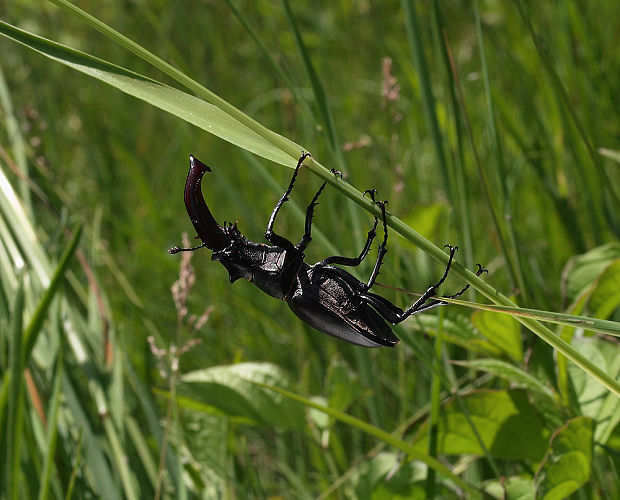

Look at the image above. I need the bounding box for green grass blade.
[512,0,620,215]
[250,381,481,498]
[6,277,25,500]
[401,0,451,198]
[438,296,620,338]
[442,30,520,293]
[425,311,443,498]
[282,0,339,156]
[23,225,82,359]
[0,62,30,207]
[474,0,527,300]
[431,0,474,268]
[224,0,316,122]
[0,226,81,459]
[598,148,620,164]
[0,20,297,168]
[37,340,64,500]
[48,0,302,160]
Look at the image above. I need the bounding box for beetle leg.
[297,181,327,251]
[297,166,351,251]
[265,152,311,250]
[392,244,459,320]
[388,262,489,317]
[320,216,378,267]
[365,198,389,290]
[373,255,488,323]
[318,184,383,265]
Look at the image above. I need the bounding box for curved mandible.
[184,155,232,251]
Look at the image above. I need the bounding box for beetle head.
[211,236,254,283]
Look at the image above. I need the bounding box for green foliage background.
[1,1,619,498]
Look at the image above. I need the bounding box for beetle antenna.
[168,242,207,254]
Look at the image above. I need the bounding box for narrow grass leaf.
[452,359,556,402]
[48,0,303,161]
[401,0,451,197]
[598,147,620,164]
[512,0,620,214]
[282,0,339,156]
[6,278,25,500]
[37,341,64,500]
[224,0,316,122]
[474,0,527,299]
[22,226,82,359]
[440,296,620,338]
[471,308,523,361]
[0,20,297,168]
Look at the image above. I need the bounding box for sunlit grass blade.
[249,380,482,498]
[0,20,296,168]
[48,0,303,161]
[6,278,25,500]
[0,63,30,207]
[598,148,620,164]
[438,296,620,337]
[0,227,81,473]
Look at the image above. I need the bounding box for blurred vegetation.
[1,0,619,498]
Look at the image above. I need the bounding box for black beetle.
[170,153,484,347]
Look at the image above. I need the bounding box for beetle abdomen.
[287,264,399,347]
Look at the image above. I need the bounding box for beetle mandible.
[170,153,484,347]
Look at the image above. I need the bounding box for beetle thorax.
[212,238,300,300]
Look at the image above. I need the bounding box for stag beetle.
[170,153,484,347]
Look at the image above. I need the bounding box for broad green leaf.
[413,389,549,461]
[483,475,535,500]
[567,338,620,443]
[588,259,620,319]
[535,417,593,500]
[180,411,229,496]
[471,308,523,361]
[401,204,448,241]
[452,359,555,401]
[399,314,503,357]
[0,20,298,168]
[179,362,305,430]
[562,243,620,303]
